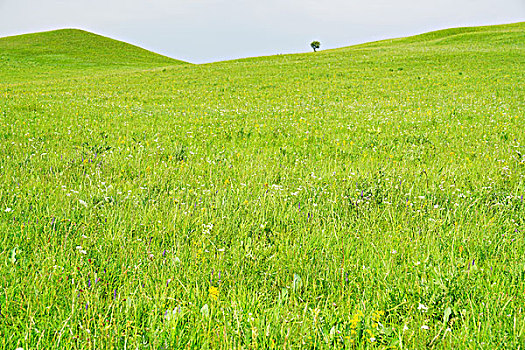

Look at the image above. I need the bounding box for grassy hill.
[338,21,525,50]
[0,29,186,83]
[0,23,524,349]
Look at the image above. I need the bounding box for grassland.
[0,29,186,83]
[0,22,524,349]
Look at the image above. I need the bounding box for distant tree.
[310,41,320,52]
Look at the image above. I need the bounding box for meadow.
[0,23,524,348]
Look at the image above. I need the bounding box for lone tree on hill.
[310,41,320,52]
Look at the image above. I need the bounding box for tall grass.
[0,22,524,348]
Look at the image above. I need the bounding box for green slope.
[0,22,524,348]
[0,29,187,83]
[203,21,524,73]
[335,21,525,51]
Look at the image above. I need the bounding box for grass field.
[0,22,524,349]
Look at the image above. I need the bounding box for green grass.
[345,22,525,49]
[0,29,187,83]
[0,22,524,349]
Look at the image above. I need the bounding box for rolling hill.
[1,22,523,83]
[0,29,187,83]
[334,21,525,51]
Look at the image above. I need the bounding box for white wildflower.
[418,303,428,311]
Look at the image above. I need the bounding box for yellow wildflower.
[209,286,219,301]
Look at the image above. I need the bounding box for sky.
[0,0,523,63]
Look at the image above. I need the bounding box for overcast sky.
[0,0,523,63]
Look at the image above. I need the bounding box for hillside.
[0,22,524,348]
[336,21,525,51]
[0,29,186,83]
